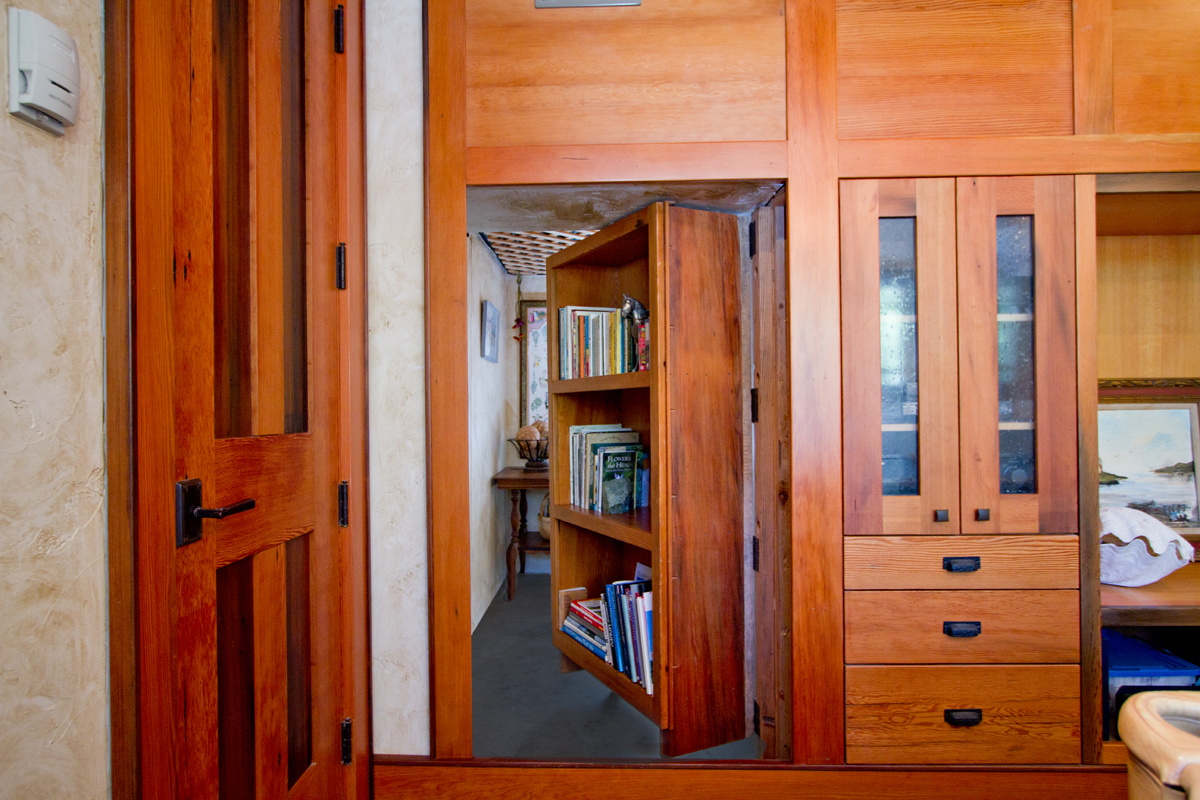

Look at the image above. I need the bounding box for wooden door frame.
[104,1,370,797]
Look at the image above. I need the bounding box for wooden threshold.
[552,505,654,552]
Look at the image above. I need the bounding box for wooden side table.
[491,466,550,600]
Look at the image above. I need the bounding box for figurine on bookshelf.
[620,295,650,373]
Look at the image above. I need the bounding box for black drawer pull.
[943,556,981,572]
[943,621,982,637]
[934,509,950,522]
[945,709,983,727]
[975,508,990,521]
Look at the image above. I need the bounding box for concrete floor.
[471,566,762,760]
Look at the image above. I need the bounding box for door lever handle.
[193,498,256,519]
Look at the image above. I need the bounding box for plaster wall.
[0,2,109,797]
[365,0,430,756]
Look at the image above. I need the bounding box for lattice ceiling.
[480,230,597,276]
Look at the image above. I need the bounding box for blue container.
[1104,630,1200,717]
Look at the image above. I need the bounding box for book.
[598,449,638,514]
[561,621,607,660]
[635,593,653,695]
[566,610,604,641]
[563,615,606,650]
[604,583,626,675]
[570,598,605,630]
[574,428,639,509]
[590,443,642,512]
[558,306,642,379]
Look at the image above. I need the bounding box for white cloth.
[1100,507,1195,587]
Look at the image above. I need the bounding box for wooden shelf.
[1101,561,1200,626]
[551,504,653,552]
[550,371,651,395]
[552,628,656,723]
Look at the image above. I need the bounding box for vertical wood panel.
[425,0,473,759]
[1033,176,1079,533]
[1076,175,1103,764]
[1113,0,1200,133]
[1074,0,1114,134]
[786,0,844,766]
[254,546,288,797]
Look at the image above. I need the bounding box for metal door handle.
[176,478,256,547]
[193,498,256,519]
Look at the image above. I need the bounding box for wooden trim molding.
[424,0,473,758]
[1099,379,1200,390]
[465,141,788,185]
[839,134,1200,178]
[105,0,137,796]
[373,761,1127,800]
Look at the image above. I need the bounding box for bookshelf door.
[842,179,961,537]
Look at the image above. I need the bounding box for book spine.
[636,594,652,696]
[605,584,626,675]
[620,590,638,683]
[561,623,606,660]
[597,599,614,665]
[569,601,603,630]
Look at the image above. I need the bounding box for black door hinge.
[748,219,757,259]
[753,700,761,736]
[336,243,347,290]
[752,536,760,572]
[750,387,759,424]
[341,718,353,764]
[338,480,349,528]
[334,5,345,54]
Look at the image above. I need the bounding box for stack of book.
[558,306,649,380]
[560,571,654,694]
[568,424,650,514]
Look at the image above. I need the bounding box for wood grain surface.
[1074,0,1114,134]
[836,0,1074,140]
[1097,193,1200,236]
[1113,0,1200,133]
[844,536,1079,590]
[844,590,1081,664]
[846,665,1081,764]
[465,0,786,147]
[1100,562,1200,625]
[1097,234,1200,379]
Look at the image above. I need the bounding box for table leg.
[507,489,520,601]
[518,489,529,574]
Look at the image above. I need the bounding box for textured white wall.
[365,0,430,756]
[0,2,108,797]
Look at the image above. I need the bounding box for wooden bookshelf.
[547,202,745,758]
[1101,561,1200,626]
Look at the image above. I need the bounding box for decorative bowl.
[508,437,550,471]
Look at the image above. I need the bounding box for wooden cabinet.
[840,176,1083,764]
[546,202,745,758]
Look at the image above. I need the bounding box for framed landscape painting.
[1098,401,1200,530]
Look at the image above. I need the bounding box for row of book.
[568,424,650,514]
[560,573,654,694]
[558,306,649,380]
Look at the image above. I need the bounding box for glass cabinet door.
[957,176,1079,534]
[842,179,960,536]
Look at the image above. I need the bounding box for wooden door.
[842,179,960,536]
[132,0,360,797]
[957,176,1079,535]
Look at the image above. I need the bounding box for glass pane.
[214,0,308,438]
[996,215,1037,494]
[286,533,313,787]
[880,217,919,496]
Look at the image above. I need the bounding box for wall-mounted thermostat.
[8,8,80,136]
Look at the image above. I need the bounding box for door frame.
[104,1,371,797]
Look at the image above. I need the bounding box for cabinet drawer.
[846,665,1081,764]
[844,535,1079,590]
[845,590,1080,664]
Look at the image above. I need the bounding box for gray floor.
[471,566,762,760]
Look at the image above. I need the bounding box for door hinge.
[338,480,349,528]
[334,5,345,54]
[752,536,760,572]
[753,699,760,736]
[341,718,353,764]
[336,243,347,290]
[750,387,759,424]
[748,219,757,259]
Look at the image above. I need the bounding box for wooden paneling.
[1097,193,1200,236]
[1096,235,1200,379]
[425,0,473,759]
[465,142,788,186]
[845,665,1081,764]
[1113,0,1200,133]
[1074,0,1114,134]
[836,0,1074,140]
[786,0,844,766]
[838,134,1200,179]
[465,0,786,148]
[253,545,287,797]
[844,536,1079,590]
[844,590,1080,664]
[1076,175,1103,765]
[374,761,1128,800]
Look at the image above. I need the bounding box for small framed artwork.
[480,300,500,363]
[1098,398,1200,531]
[519,300,548,426]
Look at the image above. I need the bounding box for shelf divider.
[552,628,656,723]
[551,504,654,552]
[550,370,652,395]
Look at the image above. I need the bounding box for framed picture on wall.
[1098,397,1200,531]
[520,300,548,425]
[481,300,500,363]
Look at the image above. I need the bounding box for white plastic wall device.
[8,8,80,136]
